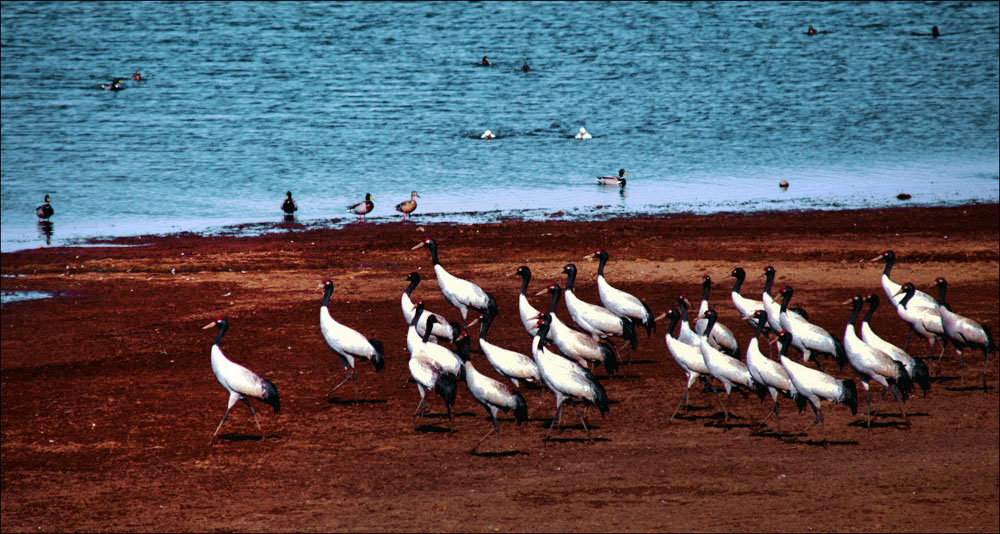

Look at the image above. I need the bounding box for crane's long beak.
[466,316,481,329]
[841,298,853,305]
[653,312,667,322]
[868,253,884,262]
[202,321,216,329]
[892,287,904,297]
[528,312,543,321]
[583,253,597,260]
[535,288,549,297]
[410,242,424,250]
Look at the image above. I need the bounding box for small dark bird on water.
[35,195,54,220]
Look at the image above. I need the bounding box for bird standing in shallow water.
[35,195,54,221]
[394,191,419,221]
[348,193,374,222]
[202,318,280,445]
[319,280,386,403]
[281,191,297,216]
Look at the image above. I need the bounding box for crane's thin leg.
[873,386,888,417]
[982,349,991,393]
[445,402,453,433]
[570,403,593,442]
[723,393,733,430]
[327,366,352,398]
[956,349,966,387]
[864,385,872,429]
[352,368,359,405]
[472,423,496,454]
[242,397,265,441]
[544,401,566,443]
[774,399,782,434]
[791,403,820,442]
[210,394,241,446]
[413,387,427,418]
[890,386,909,426]
[753,400,777,435]
[668,387,690,423]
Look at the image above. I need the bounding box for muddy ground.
[2,204,998,532]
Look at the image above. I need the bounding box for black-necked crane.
[36,194,54,221]
[730,267,765,327]
[893,282,948,375]
[694,275,739,357]
[203,318,280,445]
[560,263,638,351]
[462,351,529,455]
[532,314,610,442]
[861,294,930,396]
[745,310,805,434]
[412,237,498,326]
[675,295,703,347]
[401,272,460,342]
[657,308,713,422]
[477,309,540,391]
[514,266,543,337]
[319,280,386,403]
[408,351,458,432]
[406,302,465,380]
[348,192,374,222]
[584,249,655,337]
[934,277,996,391]
[870,250,937,309]
[535,283,618,373]
[778,285,847,371]
[843,295,912,428]
[775,331,858,444]
[697,309,766,429]
[762,266,808,335]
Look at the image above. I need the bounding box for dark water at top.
[2,1,998,252]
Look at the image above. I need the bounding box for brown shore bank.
[2,204,998,532]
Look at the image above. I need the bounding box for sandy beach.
[2,203,998,532]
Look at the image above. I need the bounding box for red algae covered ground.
[2,204,998,532]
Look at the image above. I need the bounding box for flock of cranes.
[202,241,996,451]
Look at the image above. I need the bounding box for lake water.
[2,1,998,252]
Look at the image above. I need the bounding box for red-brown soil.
[2,204,998,532]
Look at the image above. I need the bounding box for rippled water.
[2,1,997,252]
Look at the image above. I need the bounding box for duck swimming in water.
[596,168,627,186]
[575,127,592,140]
[35,195,54,220]
[101,78,126,91]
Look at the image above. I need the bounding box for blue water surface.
[2,1,998,252]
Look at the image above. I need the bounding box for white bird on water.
[481,129,496,140]
[202,318,280,445]
[319,280,386,403]
[412,237,498,326]
[575,127,592,139]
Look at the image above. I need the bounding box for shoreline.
[2,203,998,532]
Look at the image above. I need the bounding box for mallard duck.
[394,191,419,220]
[596,168,626,186]
[347,193,374,222]
[35,195,54,220]
[101,78,125,91]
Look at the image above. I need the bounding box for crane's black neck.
[763,269,775,296]
[322,283,334,307]
[421,316,436,343]
[665,310,680,338]
[778,334,792,358]
[882,252,895,277]
[703,312,717,338]
[480,312,494,339]
[455,333,470,362]
[519,270,531,296]
[596,252,608,277]
[213,321,228,346]
[702,278,711,301]
[752,312,766,339]
[779,288,792,313]
[677,297,689,319]
[548,285,562,314]
[732,269,746,294]
[848,298,863,326]
[863,296,879,323]
[410,302,425,328]
[426,241,440,266]
[899,286,915,309]
[404,275,419,296]
[935,282,947,307]
[536,315,552,344]
[563,265,577,290]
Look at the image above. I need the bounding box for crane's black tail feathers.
[832,337,848,370]
[435,374,457,408]
[792,391,807,414]
[983,324,996,358]
[621,316,638,350]
[599,340,619,376]
[752,379,768,401]
[912,358,931,395]
[367,339,386,372]
[640,301,655,336]
[839,378,859,415]
[583,369,610,416]
[512,391,528,425]
[893,360,913,402]
[260,378,281,413]
[485,292,499,320]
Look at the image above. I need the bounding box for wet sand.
[2,203,998,532]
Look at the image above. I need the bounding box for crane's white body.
[212,344,271,407]
[861,320,920,379]
[519,291,542,337]
[745,337,797,402]
[480,332,540,389]
[401,291,454,342]
[407,323,463,378]
[596,274,652,330]
[778,303,839,365]
[694,299,739,355]
[435,263,491,320]
[563,287,627,340]
[699,329,755,394]
[320,305,378,369]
